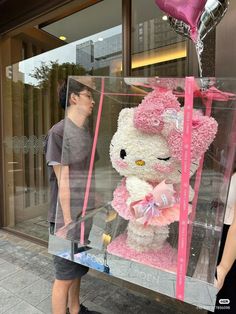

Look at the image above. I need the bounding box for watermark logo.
[219,299,230,305]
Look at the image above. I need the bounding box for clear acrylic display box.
[48,76,236,311]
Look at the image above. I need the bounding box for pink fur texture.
[111,178,133,220]
[168,113,218,162]
[107,233,177,272]
[134,89,181,134]
[134,88,218,162]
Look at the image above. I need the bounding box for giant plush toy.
[107,88,218,270]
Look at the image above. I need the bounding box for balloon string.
[195,38,204,78]
[195,38,208,89]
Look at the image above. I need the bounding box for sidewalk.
[0,230,205,314]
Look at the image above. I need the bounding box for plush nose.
[135,160,145,166]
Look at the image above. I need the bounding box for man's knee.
[54,278,75,289]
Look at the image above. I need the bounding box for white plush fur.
[127,222,169,252]
[126,176,153,205]
[110,108,198,184]
[110,108,198,252]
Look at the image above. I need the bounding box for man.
[45,78,100,314]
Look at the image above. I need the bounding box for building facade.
[0,0,235,244]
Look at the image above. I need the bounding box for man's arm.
[215,206,236,290]
[53,164,72,226]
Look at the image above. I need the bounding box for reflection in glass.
[3,0,122,241]
[132,0,187,77]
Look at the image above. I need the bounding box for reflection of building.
[76,34,122,74]
[75,17,186,77]
[132,18,186,77]
[76,40,94,71]
[133,18,182,54]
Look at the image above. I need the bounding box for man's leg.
[52,279,73,314]
[52,253,89,314]
[68,278,81,314]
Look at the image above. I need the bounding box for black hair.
[59,78,90,110]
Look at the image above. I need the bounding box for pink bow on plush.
[130,181,177,226]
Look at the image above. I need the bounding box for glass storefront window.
[3,0,122,241]
[2,0,192,242]
[42,0,122,76]
[131,0,187,77]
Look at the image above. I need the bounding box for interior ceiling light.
[59,35,67,41]
[98,37,104,41]
[132,42,187,69]
[162,15,168,21]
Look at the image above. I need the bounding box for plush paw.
[126,176,153,204]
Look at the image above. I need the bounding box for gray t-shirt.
[45,118,94,224]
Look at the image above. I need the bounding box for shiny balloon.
[168,18,191,40]
[198,0,229,40]
[155,0,207,32]
[168,0,229,42]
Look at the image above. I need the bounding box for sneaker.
[79,304,101,314]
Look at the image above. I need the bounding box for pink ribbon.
[176,77,194,301]
[130,181,177,226]
[175,86,236,101]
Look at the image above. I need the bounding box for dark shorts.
[50,223,89,280]
[53,255,89,280]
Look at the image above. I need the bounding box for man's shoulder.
[45,120,64,157]
[45,120,64,151]
[48,119,64,137]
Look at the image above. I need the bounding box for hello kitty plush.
[108,88,217,266]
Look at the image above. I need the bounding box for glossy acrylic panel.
[50,76,236,311]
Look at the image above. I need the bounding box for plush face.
[110,108,198,184]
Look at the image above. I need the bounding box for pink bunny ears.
[133,89,218,162]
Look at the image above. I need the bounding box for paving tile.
[0,262,20,280]
[17,278,52,306]
[80,274,119,302]
[0,230,207,314]
[39,250,53,259]
[0,269,40,293]
[82,300,110,314]
[0,240,8,247]
[80,273,178,314]
[93,288,144,314]
[3,301,44,314]
[0,287,21,314]
[36,296,52,314]
[83,282,119,305]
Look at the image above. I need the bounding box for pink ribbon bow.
[130,180,177,226]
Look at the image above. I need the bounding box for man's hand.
[55,221,75,239]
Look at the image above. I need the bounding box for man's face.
[73,89,95,117]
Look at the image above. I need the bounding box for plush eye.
[157,156,171,161]
[120,149,127,159]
